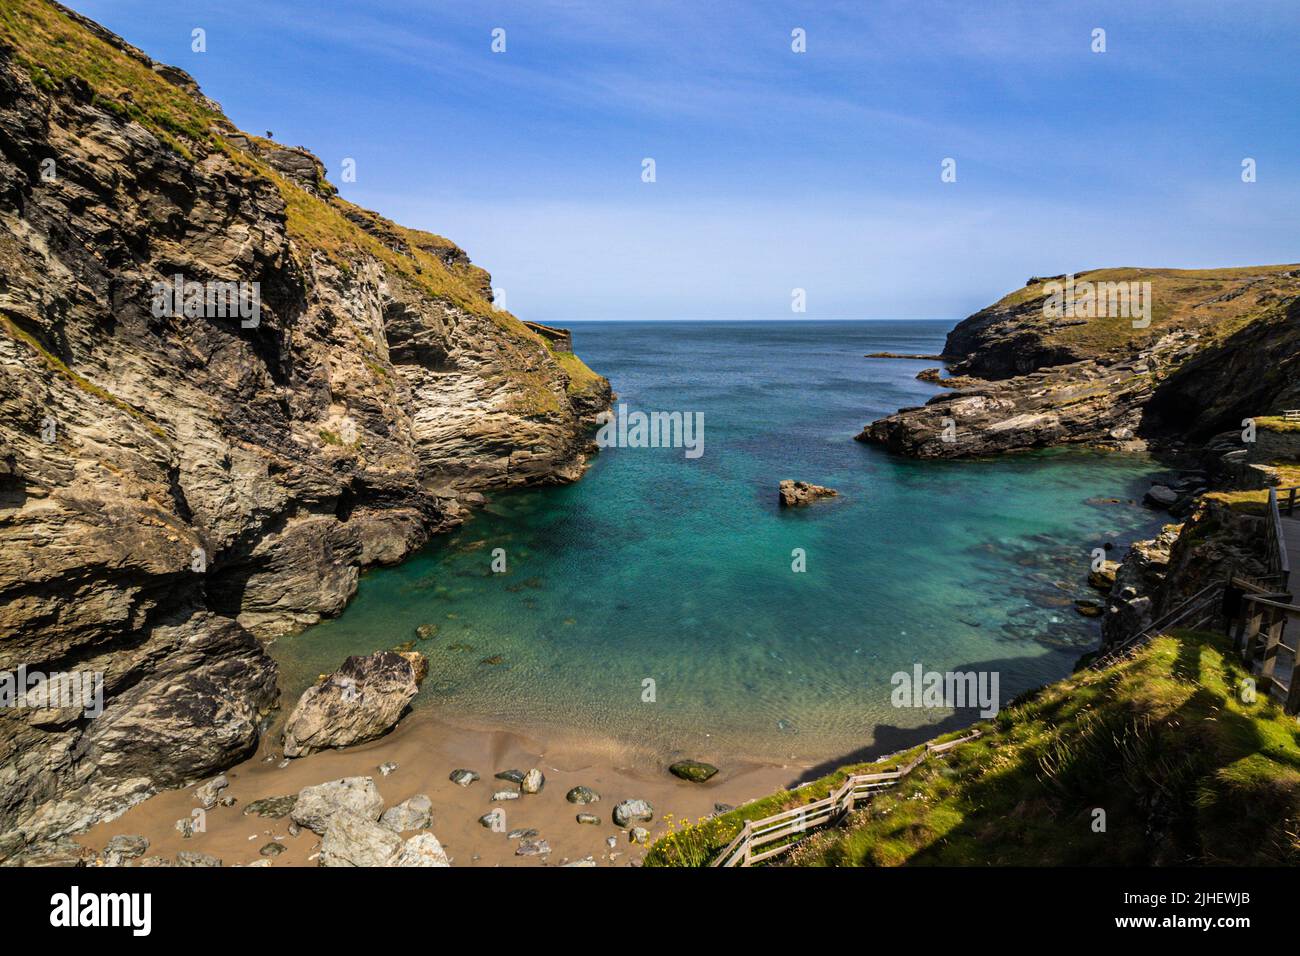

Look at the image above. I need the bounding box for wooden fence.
[1235,591,1300,714]
[710,730,983,867]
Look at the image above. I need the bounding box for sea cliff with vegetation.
[0,0,608,860]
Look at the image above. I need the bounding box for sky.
[71,0,1300,322]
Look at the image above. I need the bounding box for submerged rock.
[565,786,600,805]
[521,768,545,794]
[479,809,507,831]
[669,760,719,783]
[576,813,600,825]
[778,480,838,508]
[282,651,426,758]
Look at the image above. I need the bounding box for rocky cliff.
[860,266,1300,458]
[0,0,609,857]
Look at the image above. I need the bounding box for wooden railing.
[710,730,983,867]
[1266,488,1293,591]
[1235,592,1300,714]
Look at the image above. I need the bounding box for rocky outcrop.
[860,268,1300,458]
[282,650,425,757]
[778,480,838,507]
[0,1,609,856]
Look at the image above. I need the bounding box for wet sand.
[77,708,808,867]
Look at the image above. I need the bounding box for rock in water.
[669,760,719,783]
[565,786,600,804]
[1144,484,1179,509]
[393,833,450,867]
[778,480,839,508]
[319,809,403,867]
[479,809,507,831]
[576,813,600,825]
[291,777,384,834]
[612,799,655,827]
[380,795,433,833]
[282,651,426,757]
[105,835,149,861]
[495,769,526,784]
[520,768,545,794]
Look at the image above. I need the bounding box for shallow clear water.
[271,321,1164,764]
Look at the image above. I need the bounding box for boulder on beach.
[393,833,450,867]
[291,777,384,834]
[319,809,403,867]
[282,650,426,757]
[612,799,655,828]
[778,480,838,508]
[669,759,719,783]
[194,774,229,810]
[380,794,433,833]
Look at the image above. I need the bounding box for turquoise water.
[271,321,1164,764]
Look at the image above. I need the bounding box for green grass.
[648,628,1300,867]
[1256,416,1300,434]
[0,0,219,157]
[550,350,604,398]
[991,265,1300,356]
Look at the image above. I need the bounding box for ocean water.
[271,321,1165,765]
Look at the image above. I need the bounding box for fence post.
[1259,607,1284,683]
[740,821,753,867]
[1242,600,1265,663]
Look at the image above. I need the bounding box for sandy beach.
[76,708,808,867]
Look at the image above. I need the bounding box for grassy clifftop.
[648,628,1300,866]
[946,264,1300,379]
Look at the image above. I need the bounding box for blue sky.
[72,1,1300,322]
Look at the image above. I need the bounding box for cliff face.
[861,266,1300,458]
[0,0,609,855]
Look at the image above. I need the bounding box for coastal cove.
[270,320,1170,768]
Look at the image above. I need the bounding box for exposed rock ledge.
[0,2,610,858]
